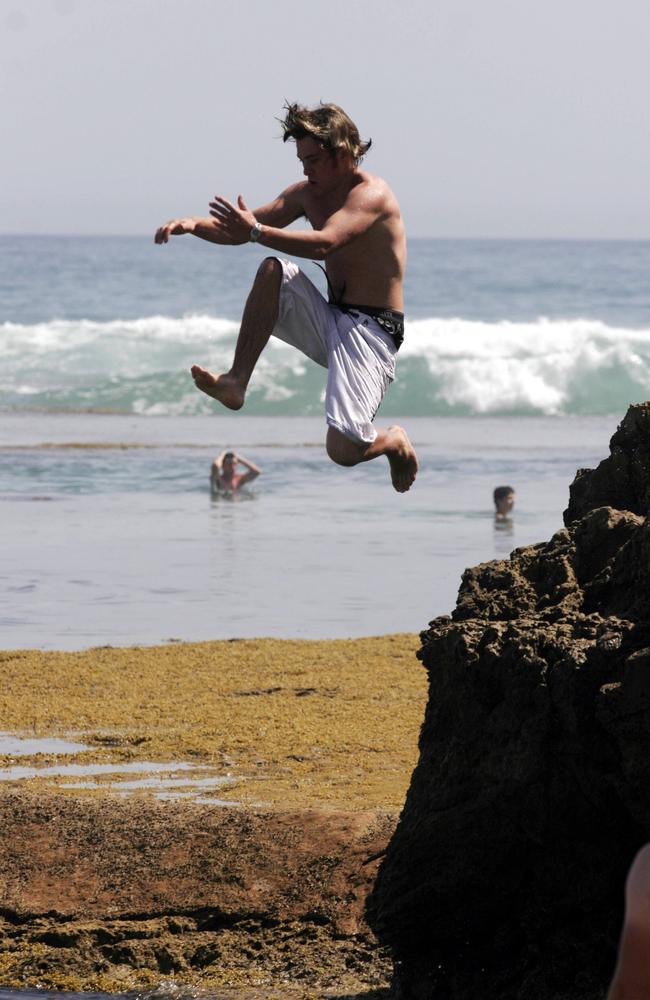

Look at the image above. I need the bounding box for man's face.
[223,455,236,474]
[296,136,346,192]
[495,491,515,515]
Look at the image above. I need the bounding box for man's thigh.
[324,314,395,445]
[272,259,331,368]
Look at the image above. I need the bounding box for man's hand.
[154,218,197,244]
[208,195,257,245]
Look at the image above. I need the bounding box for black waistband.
[332,302,404,350]
[312,263,404,349]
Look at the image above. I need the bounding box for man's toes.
[191,366,215,390]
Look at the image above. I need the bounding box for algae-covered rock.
[367,403,650,1000]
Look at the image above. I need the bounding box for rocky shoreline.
[0,635,425,995]
[368,403,650,999]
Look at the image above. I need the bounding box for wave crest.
[3,314,650,416]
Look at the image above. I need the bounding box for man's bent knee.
[326,427,365,467]
[256,256,283,284]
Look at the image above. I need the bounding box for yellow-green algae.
[0,634,426,810]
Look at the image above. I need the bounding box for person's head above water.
[493,485,515,518]
[280,102,372,165]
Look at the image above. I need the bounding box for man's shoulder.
[350,170,400,213]
[280,180,310,204]
[353,167,393,194]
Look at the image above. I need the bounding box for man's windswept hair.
[280,102,372,164]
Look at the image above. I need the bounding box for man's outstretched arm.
[154,181,384,256]
[154,216,225,244]
[154,184,305,246]
[208,184,385,259]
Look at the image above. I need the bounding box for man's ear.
[335,148,354,170]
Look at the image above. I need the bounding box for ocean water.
[3,235,650,417]
[1,236,648,650]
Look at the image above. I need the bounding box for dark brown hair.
[280,102,371,163]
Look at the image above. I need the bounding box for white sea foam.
[3,314,650,416]
[1,314,239,351]
[400,315,650,414]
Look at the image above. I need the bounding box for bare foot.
[190,366,245,410]
[386,425,418,493]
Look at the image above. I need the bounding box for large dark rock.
[367,403,650,1000]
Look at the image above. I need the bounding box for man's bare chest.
[303,191,347,231]
[305,207,334,231]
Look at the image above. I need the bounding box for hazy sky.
[3,0,649,237]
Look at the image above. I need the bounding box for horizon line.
[1,231,650,242]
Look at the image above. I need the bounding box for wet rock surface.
[0,792,393,994]
[367,403,650,1000]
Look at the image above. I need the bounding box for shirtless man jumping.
[155,102,418,493]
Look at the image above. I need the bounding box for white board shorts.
[271,258,397,445]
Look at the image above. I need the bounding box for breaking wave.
[2,313,649,417]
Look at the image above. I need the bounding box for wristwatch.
[250,222,263,243]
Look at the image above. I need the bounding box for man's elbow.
[316,234,340,260]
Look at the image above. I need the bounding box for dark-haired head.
[280,101,371,164]
[493,485,515,504]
